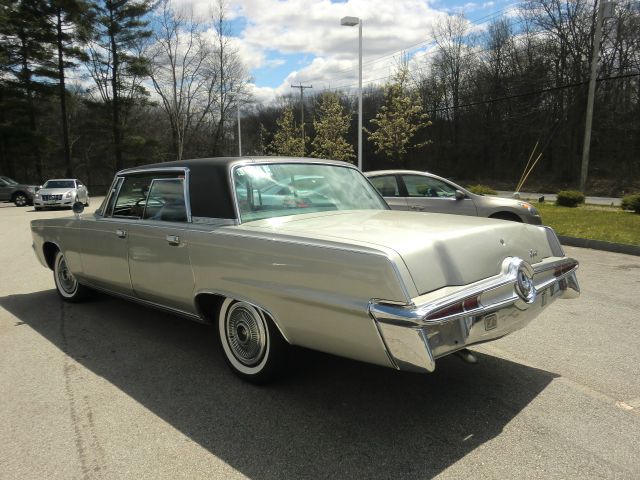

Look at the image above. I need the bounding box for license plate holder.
[484,313,498,331]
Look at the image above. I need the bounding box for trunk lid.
[239,210,553,295]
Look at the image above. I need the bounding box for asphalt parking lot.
[1,200,639,480]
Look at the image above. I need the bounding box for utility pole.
[237,100,242,157]
[580,0,614,192]
[291,84,312,154]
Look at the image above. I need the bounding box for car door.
[126,176,195,313]
[400,174,477,216]
[79,177,134,295]
[367,174,409,210]
[0,178,11,201]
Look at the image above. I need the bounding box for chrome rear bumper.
[369,256,580,373]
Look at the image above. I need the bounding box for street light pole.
[341,16,363,171]
[237,101,242,157]
[580,1,614,192]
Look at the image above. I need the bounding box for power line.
[428,72,640,113]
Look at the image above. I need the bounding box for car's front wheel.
[218,298,288,384]
[13,192,28,207]
[53,251,88,302]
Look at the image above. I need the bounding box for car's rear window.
[233,163,387,223]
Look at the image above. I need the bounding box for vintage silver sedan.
[31,157,579,383]
[365,170,541,224]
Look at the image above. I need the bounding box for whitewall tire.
[53,251,88,302]
[217,298,288,384]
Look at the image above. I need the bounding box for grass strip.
[536,203,640,246]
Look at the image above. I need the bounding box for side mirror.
[455,189,466,200]
[72,201,85,216]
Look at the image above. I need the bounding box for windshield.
[44,180,75,189]
[0,176,18,186]
[233,163,387,222]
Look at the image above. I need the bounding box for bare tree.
[148,0,218,160]
[431,13,474,145]
[210,0,250,155]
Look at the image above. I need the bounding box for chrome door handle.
[166,235,181,246]
[116,229,127,238]
[410,205,424,211]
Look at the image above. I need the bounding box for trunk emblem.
[529,249,538,259]
[515,264,536,303]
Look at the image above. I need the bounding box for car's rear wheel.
[13,192,28,207]
[53,251,88,302]
[217,298,288,384]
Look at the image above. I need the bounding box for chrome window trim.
[228,160,386,225]
[192,217,238,226]
[96,176,120,217]
[106,177,125,218]
[107,167,192,223]
[141,177,190,223]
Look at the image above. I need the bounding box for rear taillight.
[425,295,480,321]
[554,260,578,277]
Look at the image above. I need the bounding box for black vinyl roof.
[118,156,353,220]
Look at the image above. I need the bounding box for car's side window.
[142,178,188,222]
[369,175,400,197]
[112,174,157,218]
[102,177,124,217]
[402,175,457,198]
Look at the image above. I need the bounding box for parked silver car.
[365,170,541,224]
[31,157,578,384]
[34,179,90,210]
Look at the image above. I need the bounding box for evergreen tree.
[0,0,56,181]
[365,65,431,167]
[311,93,355,162]
[46,0,92,176]
[86,0,152,172]
[269,106,305,157]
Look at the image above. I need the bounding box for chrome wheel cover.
[15,194,27,206]
[225,302,267,367]
[56,254,78,295]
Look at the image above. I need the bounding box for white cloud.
[171,0,502,102]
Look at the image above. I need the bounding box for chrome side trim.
[192,217,238,226]
[80,280,205,323]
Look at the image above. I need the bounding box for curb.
[558,236,640,257]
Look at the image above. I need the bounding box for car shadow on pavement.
[1,290,558,479]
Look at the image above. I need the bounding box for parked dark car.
[0,176,38,207]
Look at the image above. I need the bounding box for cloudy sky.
[172,0,519,103]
